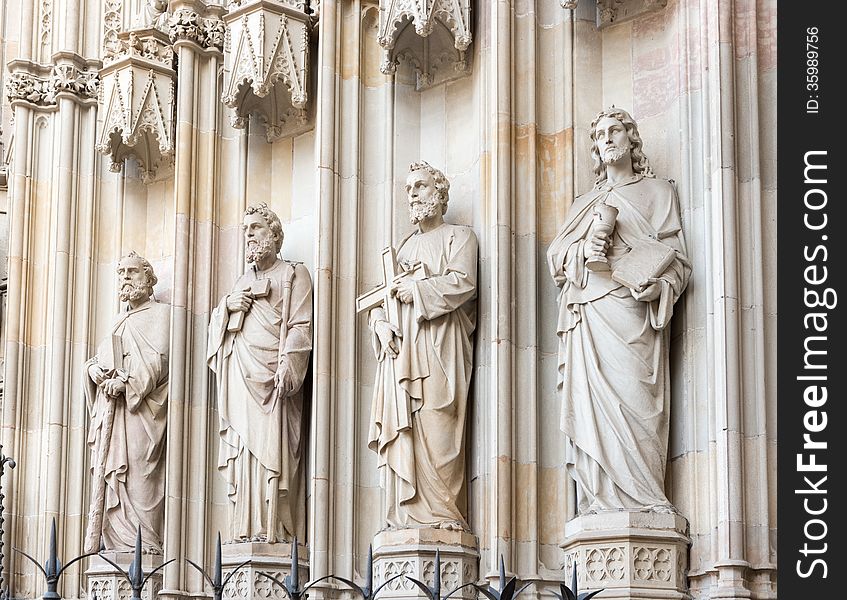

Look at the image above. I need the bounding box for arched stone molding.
[221,0,314,142]
[377,0,472,90]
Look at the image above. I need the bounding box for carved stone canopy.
[221,0,313,143]
[378,0,472,91]
[96,28,176,183]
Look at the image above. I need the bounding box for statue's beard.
[246,239,275,263]
[602,144,630,164]
[119,282,149,303]
[410,198,441,224]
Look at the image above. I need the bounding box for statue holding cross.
[357,161,478,531]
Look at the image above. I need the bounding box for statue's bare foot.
[436,521,464,531]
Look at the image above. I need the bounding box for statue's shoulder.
[445,222,478,242]
[637,176,677,196]
[282,259,312,282]
[146,300,172,325]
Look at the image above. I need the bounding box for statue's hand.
[274,364,293,396]
[374,320,402,360]
[88,363,110,385]
[226,290,253,313]
[102,378,126,398]
[390,280,415,304]
[583,230,610,259]
[631,281,662,302]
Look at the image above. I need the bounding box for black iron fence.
[0,450,600,600]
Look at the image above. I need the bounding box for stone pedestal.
[561,513,690,600]
[221,541,309,599]
[373,529,479,600]
[86,553,164,600]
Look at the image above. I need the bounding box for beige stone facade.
[0,1,776,599]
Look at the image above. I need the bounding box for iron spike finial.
[433,549,442,600]
[499,555,506,591]
[365,544,374,598]
[291,536,300,592]
[46,517,60,577]
[214,531,223,589]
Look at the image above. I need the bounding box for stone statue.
[133,0,169,31]
[546,107,691,515]
[83,252,170,553]
[208,203,312,543]
[360,162,477,531]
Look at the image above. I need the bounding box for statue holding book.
[547,107,691,514]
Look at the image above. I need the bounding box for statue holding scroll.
[208,203,312,542]
[547,107,691,514]
[84,252,170,552]
[357,162,478,531]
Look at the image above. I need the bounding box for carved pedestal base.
[373,529,479,600]
[561,512,690,600]
[86,553,163,600]
[221,541,308,599]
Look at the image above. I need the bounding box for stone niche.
[378,0,472,90]
[221,0,314,142]
[96,28,176,182]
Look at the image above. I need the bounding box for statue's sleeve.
[123,316,169,415]
[650,182,693,329]
[207,295,228,372]
[278,264,313,396]
[410,227,478,322]
[546,195,595,289]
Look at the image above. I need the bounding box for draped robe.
[546,174,691,513]
[84,300,170,551]
[208,260,312,542]
[368,223,477,529]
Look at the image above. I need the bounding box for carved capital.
[5,72,55,107]
[378,0,472,90]
[168,8,204,44]
[168,8,228,51]
[52,64,100,100]
[202,16,227,50]
[561,0,579,9]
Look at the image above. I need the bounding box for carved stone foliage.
[6,63,99,107]
[563,0,669,28]
[221,0,313,142]
[6,72,55,106]
[378,0,472,90]
[96,29,176,182]
[168,8,227,51]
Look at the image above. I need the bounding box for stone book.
[611,236,676,291]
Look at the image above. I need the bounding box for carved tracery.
[221,0,314,142]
